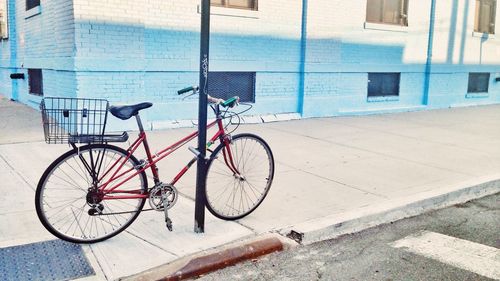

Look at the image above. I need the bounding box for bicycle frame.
[91,110,240,201]
[36,93,273,243]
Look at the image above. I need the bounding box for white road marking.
[390,231,500,280]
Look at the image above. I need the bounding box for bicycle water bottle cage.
[109,102,153,120]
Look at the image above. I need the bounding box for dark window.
[368,73,400,97]
[366,0,409,26]
[26,0,40,11]
[208,72,255,103]
[468,73,490,93]
[211,0,258,11]
[28,69,43,96]
[475,0,496,34]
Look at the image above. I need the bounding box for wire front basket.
[40,97,109,144]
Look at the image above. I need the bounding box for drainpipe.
[8,0,19,101]
[297,0,308,115]
[423,0,437,105]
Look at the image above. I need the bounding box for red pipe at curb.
[159,237,284,281]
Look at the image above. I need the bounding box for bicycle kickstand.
[162,192,173,231]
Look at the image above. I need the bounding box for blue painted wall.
[0,0,76,107]
[1,0,499,129]
[72,19,303,127]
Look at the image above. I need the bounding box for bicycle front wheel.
[205,133,274,220]
[35,144,148,243]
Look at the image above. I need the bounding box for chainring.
[148,183,178,211]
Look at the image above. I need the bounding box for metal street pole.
[194,0,211,233]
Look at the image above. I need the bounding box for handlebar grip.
[178,86,195,95]
[221,96,239,108]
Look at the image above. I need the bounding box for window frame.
[367,72,401,98]
[26,0,40,11]
[467,72,490,93]
[211,0,258,11]
[366,0,409,26]
[28,69,44,96]
[474,0,497,34]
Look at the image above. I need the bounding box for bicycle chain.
[91,183,178,216]
[90,208,157,216]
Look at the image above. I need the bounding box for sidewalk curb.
[120,233,297,281]
[282,175,500,245]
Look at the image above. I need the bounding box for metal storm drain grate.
[0,239,95,281]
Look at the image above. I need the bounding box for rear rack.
[67,132,129,144]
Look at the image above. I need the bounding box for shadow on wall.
[72,21,413,121]
[447,0,471,65]
[305,39,406,68]
[73,21,408,91]
[4,0,500,119]
[63,19,500,120]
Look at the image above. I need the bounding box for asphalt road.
[197,193,500,281]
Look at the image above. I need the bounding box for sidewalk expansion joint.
[124,230,179,257]
[279,161,387,199]
[87,244,110,281]
[271,126,476,177]
[0,154,36,191]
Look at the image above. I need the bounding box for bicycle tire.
[35,144,148,243]
[205,133,274,220]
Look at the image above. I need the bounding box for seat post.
[135,114,145,132]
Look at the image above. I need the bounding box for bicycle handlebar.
[177,86,198,95]
[221,96,239,108]
[177,85,239,108]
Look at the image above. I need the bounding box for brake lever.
[181,90,197,101]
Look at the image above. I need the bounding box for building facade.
[0,0,499,128]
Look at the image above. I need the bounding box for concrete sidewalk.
[1,95,500,280]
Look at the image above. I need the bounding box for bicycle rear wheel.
[205,133,274,220]
[35,144,148,243]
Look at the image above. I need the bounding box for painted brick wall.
[0,0,76,106]
[302,0,433,117]
[0,35,9,63]
[71,0,303,127]
[0,0,18,98]
[1,0,499,123]
[22,0,74,61]
[428,0,500,107]
[0,67,12,96]
[43,70,77,98]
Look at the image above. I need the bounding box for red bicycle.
[35,86,274,243]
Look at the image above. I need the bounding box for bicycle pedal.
[166,218,173,231]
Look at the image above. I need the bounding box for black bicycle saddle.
[109,102,153,120]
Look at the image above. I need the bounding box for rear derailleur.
[87,188,104,216]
